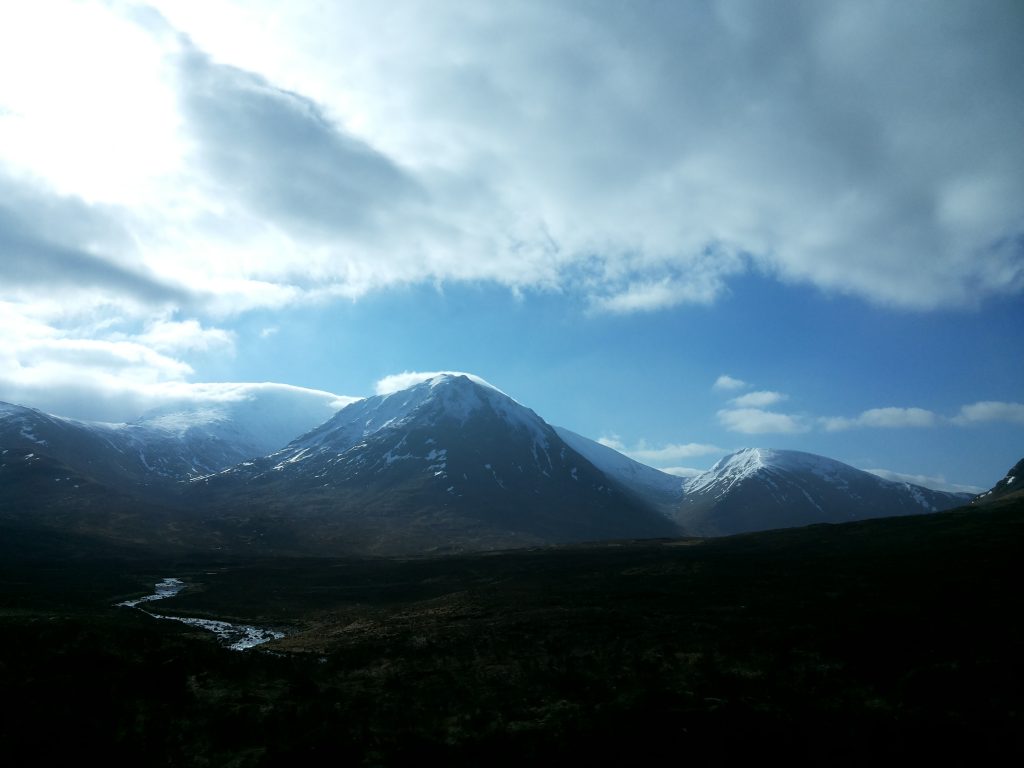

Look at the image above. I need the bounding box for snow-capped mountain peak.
[284,373,550,459]
[193,373,679,551]
[686,448,855,496]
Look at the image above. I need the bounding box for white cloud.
[731,390,786,408]
[821,407,939,431]
[374,370,504,396]
[863,467,983,495]
[0,338,356,423]
[629,443,727,464]
[0,300,353,422]
[591,272,732,314]
[713,374,747,392]
[717,408,808,434]
[598,436,726,466]
[660,466,705,479]
[131,319,236,355]
[952,401,1024,426]
[596,435,627,452]
[0,0,1019,329]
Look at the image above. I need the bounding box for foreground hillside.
[1,498,1021,764]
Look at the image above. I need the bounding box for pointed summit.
[197,373,679,554]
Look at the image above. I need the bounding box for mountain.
[125,384,353,481]
[194,374,680,553]
[676,448,974,536]
[1,377,991,555]
[0,385,348,493]
[0,386,351,548]
[972,458,1024,505]
[553,426,685,516]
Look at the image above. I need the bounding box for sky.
[0,0,1021,492]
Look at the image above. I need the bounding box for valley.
[1,496,1021,764]
[2,372,1019,763]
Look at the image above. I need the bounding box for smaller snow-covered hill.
[678,448,973,536]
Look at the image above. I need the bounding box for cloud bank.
[2,0,1021,320]
[1,1,1021,417]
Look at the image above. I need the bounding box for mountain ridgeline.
[0,374,993,555]
[190,375,677,553]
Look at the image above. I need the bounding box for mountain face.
[677,448,973,536]
[972,458,1024,505]
[553,426,685,516]
[0,385,350,549]
[0,386,345,493]
[194,375,680,553]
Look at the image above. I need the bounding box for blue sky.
[0,1,1021,491]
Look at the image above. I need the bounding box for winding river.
[117,577,285,651]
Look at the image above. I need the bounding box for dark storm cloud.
[176,45,422,239]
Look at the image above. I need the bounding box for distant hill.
[676,448,973,536]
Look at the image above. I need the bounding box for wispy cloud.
[0,301,352,421]
[821,407,938,431]
[130,319,236,356]
[713,374,747,392]
[730,390,786,408]
[717,408,809,435]
[863,467,983,495]
[951,401,1024,426]
[822,402,1024,430]
[597,436,726,466]
[659,466,705,479]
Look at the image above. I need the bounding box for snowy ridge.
[685,448,770,496]
[677,447,973,537]
[685,448,855,498]
[554,426,685,514]
[283,374,553,462]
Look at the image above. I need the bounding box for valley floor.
[1,500,1022,765]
